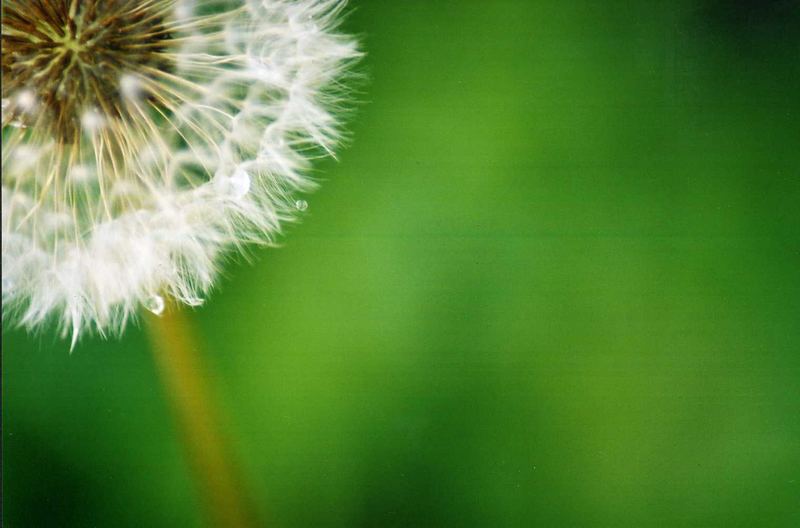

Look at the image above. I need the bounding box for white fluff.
[1,0,360,346]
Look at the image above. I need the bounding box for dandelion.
[1,0,360,345]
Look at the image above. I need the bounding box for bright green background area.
[4,1,799,526]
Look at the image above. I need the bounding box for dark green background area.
[3,1,799,526]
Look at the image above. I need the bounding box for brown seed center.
[1,0,172,142]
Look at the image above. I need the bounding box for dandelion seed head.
[2,0,360,343]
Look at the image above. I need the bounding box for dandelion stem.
[145,306,257,528]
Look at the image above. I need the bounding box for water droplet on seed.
[15,90,36,111]
[81,108,106,135]
[295,199,308,211]
[144,294,165,315]
[229,168,251,198]
[69,164,93,184]
[120,74,143,100]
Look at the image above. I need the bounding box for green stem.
[145,305,258,528]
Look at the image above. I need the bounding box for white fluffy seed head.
[1,0,361,346]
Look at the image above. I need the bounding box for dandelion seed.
[1,0,360,342]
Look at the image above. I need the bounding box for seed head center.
[2,0,172,143]
[58,32,87,54]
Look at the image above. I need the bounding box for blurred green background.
[4,0,800,526]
